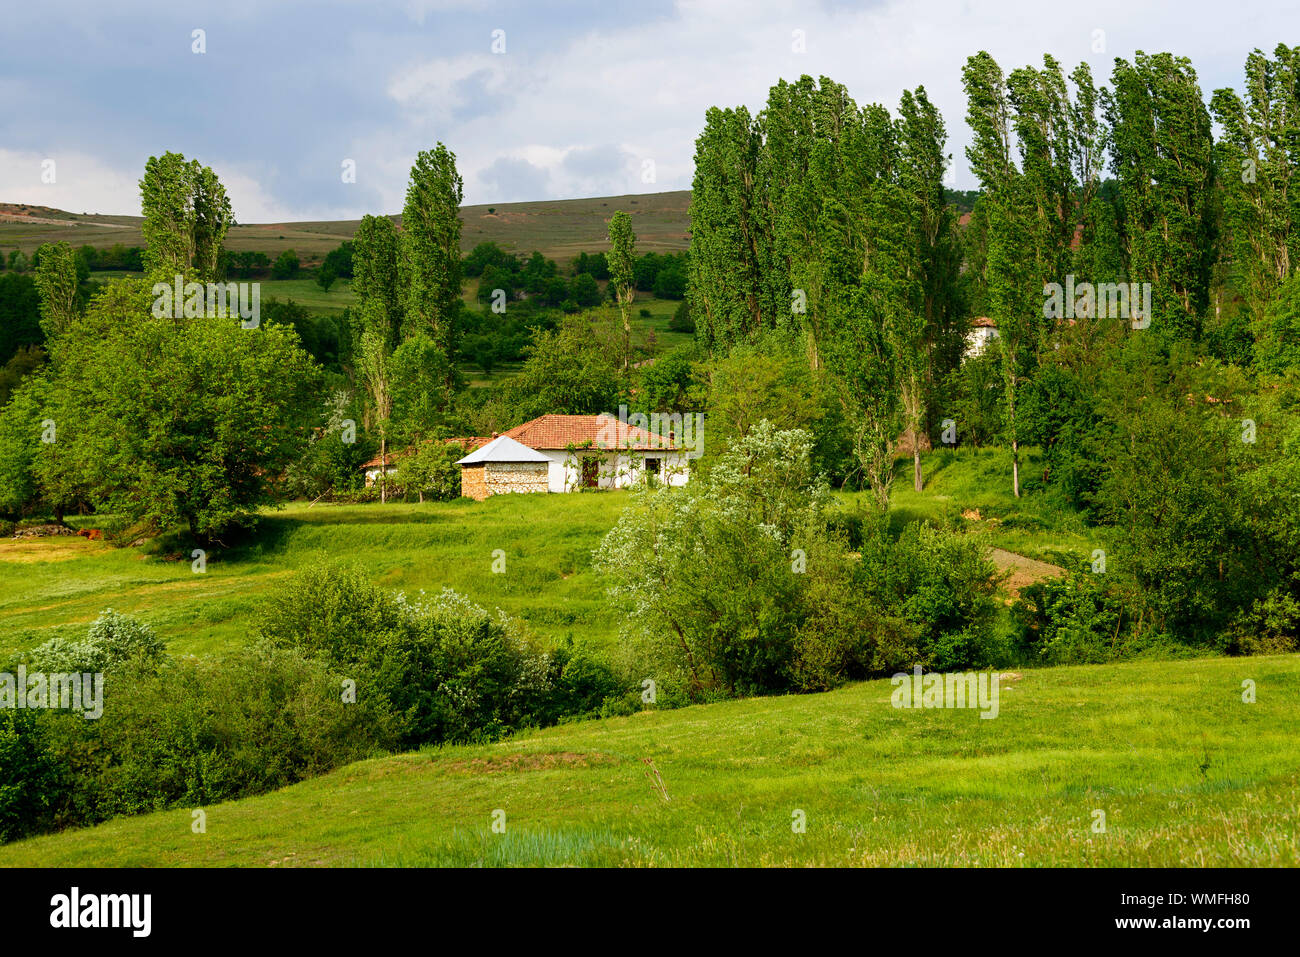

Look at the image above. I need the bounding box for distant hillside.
[0,191,692,265]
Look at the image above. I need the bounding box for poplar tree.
[964,51,1033,496]
[607,210,637,377]
[352,214,404,348]
[138,152,232,280]
[400,143,463,351]
[1105,52,1217,342]
[32,242,79,338]
[687,106,775,350]
[1210,45,1300,330]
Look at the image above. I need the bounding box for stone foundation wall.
[461,464,488,501]
[485,462,548,496]
[460,462,548,499]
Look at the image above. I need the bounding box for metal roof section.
[456,434,551,465]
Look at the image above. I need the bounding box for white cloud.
[3,0,1295,217]
[0,149,140,216]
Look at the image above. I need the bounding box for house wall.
[964,327,999,359]
[461,464,487,500]
[541,449,690,491]
[364,465,399,488]
[484,461,548,496]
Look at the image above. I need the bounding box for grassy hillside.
[0,494,629,660]
[2,653,1295,867]
[0,191,691,264]
[887,446,1096,567]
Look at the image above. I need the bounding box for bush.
[257,562,561,746]
[859,521,1004,670]
[1013,574,1132,664]
[43,642,398,821]
[17,609,166,673]
[0,710,62,842]
[668,299,695,333]
[596,423,929,700]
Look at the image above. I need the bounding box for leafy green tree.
[400,143,464,350]
[322,241,354,279]
[388,333,454,443]
[1211,45,1300,333]
[963,52,1051,496]
[32,243,80,339]
[396,440,461,503]
[570,272,601,307]
[463,241,512,278]
[356,310,394,503]
[607,210,637,376]
[505,314,621,420]
[37,278,321,538]
[271,249,300,279]
[138,152,232,279]
[352,215,404,348]
[1105,51,1217,342]
[316,261,337,292]
[0,380,45,519]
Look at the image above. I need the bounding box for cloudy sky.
[0,0,1294,221]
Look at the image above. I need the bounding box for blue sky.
[1,0,1295,221]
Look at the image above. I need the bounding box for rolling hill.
[1,653,1295,867]
[0,191,692,265]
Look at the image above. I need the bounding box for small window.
[644,458,661,475]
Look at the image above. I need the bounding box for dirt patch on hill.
[440,751,618,775]
[0,538,105,562]
[988,547,1065,599]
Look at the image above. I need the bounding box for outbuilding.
[456,434,551,501]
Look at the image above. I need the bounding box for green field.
[0,450,1096,662]
[2,451,1295,867]
[887,446,1096,567]
[2,653,1295,867]
[87,274,363,315]
[0,494,629,660]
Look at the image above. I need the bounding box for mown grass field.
[2,653,1295,867]
[0,494,629,660]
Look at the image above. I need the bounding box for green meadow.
[2,653,1295,867]
[0,493,630,660]
[0,449,1118,662]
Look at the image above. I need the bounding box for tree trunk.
[913,446,923,493]
[380,435,387,505]
[1012,439,1021,498]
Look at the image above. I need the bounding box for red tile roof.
[503,414,679,451]
[443,436,492,453]
[360,437,490,470]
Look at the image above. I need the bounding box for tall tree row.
[963,53,1114,496]
[1211,45,1300,333]
[1105,52,1218,343]
[349,143,465,501]
[688,75,962,503]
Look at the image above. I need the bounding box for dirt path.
[988,547,1065,599]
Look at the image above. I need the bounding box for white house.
[502,413,691,492]
[964,317,999,358]
[448,414,693,498]
[359,453,400,488]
